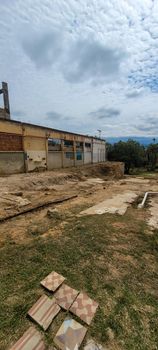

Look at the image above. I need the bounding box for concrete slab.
[54,283,79,310]
[9,326,45,350]
[28,295,60,330]
[85,178,105,184]
[148,197,158,229]
[70,292,98,325]
[54,318,87,350]
[125,178,150,184]
[40,271,65,292]
[80,191,138,216]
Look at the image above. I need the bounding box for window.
[64,140,73,147]
[48,138,61,151]
[76,141,83,148]
[66,152,74,159]
[85,142,91,148]
[76,151,82,160]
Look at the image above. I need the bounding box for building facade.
[0,119,106,174]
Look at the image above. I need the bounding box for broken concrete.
[148,197,158,229]
[80,191,138,216]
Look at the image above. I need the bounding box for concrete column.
[91,139,94,164]
[45,133,49,170]
[22,126,28,173]
[73,140,76,166]
[83,142,85,165]
[61,140,64,168]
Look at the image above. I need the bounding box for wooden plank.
[0,194,77,222]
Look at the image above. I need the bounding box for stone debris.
[148,197,158,229]
[84,339,105,350]
[47,208,62,220]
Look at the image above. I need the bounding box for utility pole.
[0,82,10,119]
[97,129,101,138]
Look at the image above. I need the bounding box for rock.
[47,208,62,220]
[15,197,31,207]
[84,339,105,350]
[106,327,115,341]
[11,191,23,196]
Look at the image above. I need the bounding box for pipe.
[138,192,158,208]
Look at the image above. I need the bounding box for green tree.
[107,139,146,174]
[146,143,158,171]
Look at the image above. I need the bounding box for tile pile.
[28,295,60,330]
[70,292,99,325]
[40,271,65,292]
[9,326,46,350]
[54,319,87,350]
[54,283,79,310]
[9,271,99,350]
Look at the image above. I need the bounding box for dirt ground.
[0,163,158,350]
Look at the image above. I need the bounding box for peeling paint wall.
[23,136,47,171]
[0,152,24,174]
[0,119,106,174]
[92,140,106,163]
[48,151,62,169]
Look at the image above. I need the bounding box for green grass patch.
[0,207,158,349]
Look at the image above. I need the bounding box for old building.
[0,118,106,174]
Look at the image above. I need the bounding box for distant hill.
[105,136,157,146]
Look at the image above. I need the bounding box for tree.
[107,139,146,174]
[146,143,158,171]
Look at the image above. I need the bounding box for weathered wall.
[75,152,84,166]
[0,132,23,151]
[0,108,10,120]
[0,152,24,174]
[48,151,62,169]
[92,140,106,163]
[0,119,106,174]
[84,151,92,164]
[63,152,75,167]
[23,136,47,171]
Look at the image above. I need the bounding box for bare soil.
[0,163,158,350]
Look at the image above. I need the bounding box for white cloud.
[0,0,157,138]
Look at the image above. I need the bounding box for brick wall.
[0,132,23,151]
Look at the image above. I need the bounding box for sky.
[0,0,158,138]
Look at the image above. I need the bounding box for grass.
[0,206,158,349]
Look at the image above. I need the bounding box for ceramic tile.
[28,295,60,330]
[54,318,87,350]
[40,271,65,292]
[54,283,79,310]
[70,292,98,325]
[9,326,45,350]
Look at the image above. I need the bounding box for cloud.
[136,116,158,133]
[63,38,125,84]
[89,107,120,119]
[21,27,125,84]
[11,110,26,117]
[126,89,143,98]
[46,111,64,120]
[1,0,158,137]
[22,29,63,68]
